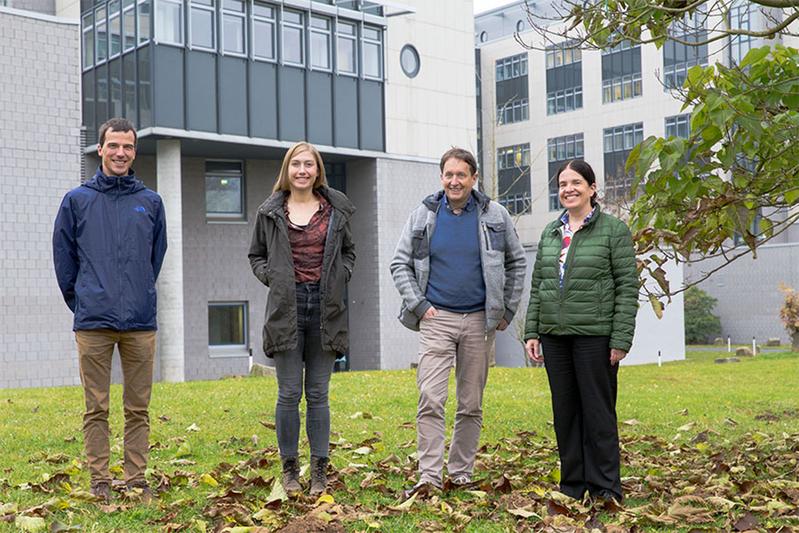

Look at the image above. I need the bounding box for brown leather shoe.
[90,481,111,504]
[125,480,153,504]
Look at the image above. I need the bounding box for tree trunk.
[792,332,799,353]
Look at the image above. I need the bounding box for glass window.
[122,0,136,51]
[337,21,357,74]
[138,45,152,126]
[282,9,304,65]
[363,24,382,78]
[190,0,215,50]
[222,0,245,54]
[310,15,331,70]
[155,0,183,45]
[206,160,244,217]
[252,2,275,60]
[95,6,108,62]
[208,302,248,348]
[82,13,95,69]
[400,44,420,78]
[109,0,121,57]
[137,0,150,44]
[123,53,136,120]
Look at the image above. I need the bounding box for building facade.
[476,1,799,350]
[1,0,478,388]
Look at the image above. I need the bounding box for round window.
[479,31,487,43]
[400,44,420,78]
[516,20,525,32]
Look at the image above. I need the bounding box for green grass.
[1,348,797,531]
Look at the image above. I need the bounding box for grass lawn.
[1,348,797,531]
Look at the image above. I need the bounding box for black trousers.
[540,334,621,500]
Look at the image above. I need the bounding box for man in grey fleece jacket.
[391,148,527,496]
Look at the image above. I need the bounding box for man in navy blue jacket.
[53,118,167,503]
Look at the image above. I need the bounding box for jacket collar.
[552,204,602,233]
[423,189,490,213]
[263,186,355,219]
[83,167,144,194]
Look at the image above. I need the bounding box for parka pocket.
[484,222,506,252]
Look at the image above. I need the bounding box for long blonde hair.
[272,142,328,192]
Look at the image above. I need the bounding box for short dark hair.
[98,118,137,147]
[440,147,478,176]
[556,159,598,206]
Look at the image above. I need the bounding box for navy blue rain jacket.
[53,168,168,331]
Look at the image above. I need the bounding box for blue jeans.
[273,283,336,458]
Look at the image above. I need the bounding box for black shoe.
[281,456,302,495]
[593,489,623,511]
[90,481,111,504]
[309,456,329,497]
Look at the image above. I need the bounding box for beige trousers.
[75,329,156,484]
[416,310,495,485]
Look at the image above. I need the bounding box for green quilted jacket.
[523,206,639,352]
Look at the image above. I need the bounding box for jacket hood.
[422,189,491,212]
[84,167,146,195]
[261,186,355,218]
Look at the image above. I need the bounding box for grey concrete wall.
[374,158,440,370]
[180,157,278,381]
[0,9,80,388]
[346,159,382,370]
[685,242,799,344]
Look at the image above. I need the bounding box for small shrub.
[684,286,721,344]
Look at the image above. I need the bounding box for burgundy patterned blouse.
[285,194,331,283]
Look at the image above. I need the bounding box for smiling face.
[558,166,596,213]
[440,157,478,206]
[98,129,136,177]
[287,150,319,192]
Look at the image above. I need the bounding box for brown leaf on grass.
[666,495,714,524]
[546,499,570,517]
[733,511,759,531]
[158,415,171,422]
[754,411,780,422]
[259,420,276,430]
[622,419,641,426]
[397,421,414,430]
[490,474,513,494]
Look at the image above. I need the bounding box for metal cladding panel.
[219,56,248,136]
[186,52,217,133]
[333,76,358,148]
[307,71,333,147]
[153,45,185,128]
[278,66,305,142]
[249,62,278,140]
[358,79,383,151]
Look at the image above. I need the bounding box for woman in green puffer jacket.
[523,159,638,504]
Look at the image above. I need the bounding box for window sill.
[209,346,249,359]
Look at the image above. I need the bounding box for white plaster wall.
[384,0,477,160]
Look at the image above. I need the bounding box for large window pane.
[109,0,121,56]
[253,19,274,59]
[223,14,245,53]
[138,46,152,127]
[283,11,303,65]
[206,161,244,217]
[155,0,183,45]
[337,34,356,74]
[208,303,247,347]
[123,7,136,50]
[191,4,214,49]
[137,0,150,44]
[82,13,94,68]
[95,6,107,62]
[364,41,380,77]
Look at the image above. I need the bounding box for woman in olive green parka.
[524,160,638,503]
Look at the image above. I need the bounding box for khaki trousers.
[416,310,495,485]
[75,329,156,484]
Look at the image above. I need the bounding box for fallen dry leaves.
[1,419,798,531]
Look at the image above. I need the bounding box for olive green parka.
[248,186,355,357]
[523,206,639,352]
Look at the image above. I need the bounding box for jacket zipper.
[116,178,124,329]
